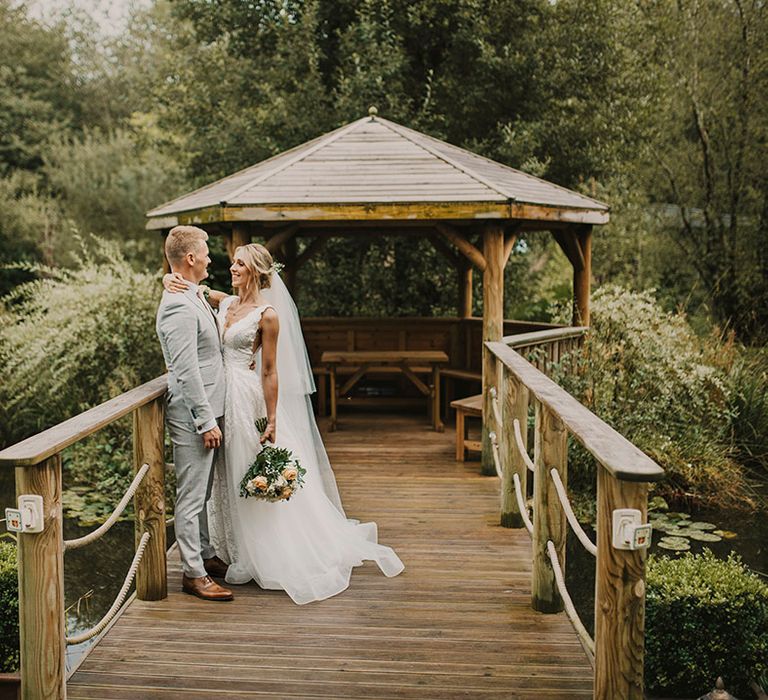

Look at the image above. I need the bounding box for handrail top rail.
[0,375,168,468]
[486,341,664,482]
[503,326,588,347]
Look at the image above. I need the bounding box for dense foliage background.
[0,1,767,687]
[0,0,766,509]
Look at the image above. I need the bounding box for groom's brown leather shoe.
[182,574,234,601]
[204,556,229,579]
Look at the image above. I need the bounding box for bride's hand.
[260,421,276,445]
[163,272,188,293]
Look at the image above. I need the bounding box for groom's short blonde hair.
[165,226,209,266]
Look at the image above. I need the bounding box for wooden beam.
[503,233,518,266]
[481,223,504,476]
[458,260,473,318]
[146,201,609,231]
[436,223,487,271]
[427,234,461,268]
[552,230,585,271]
[532,401,567,613]
[227,202,511,224]
[0,376,168,468]
[295,237,326,269]
[264,225,299,254]
[339,364,371,396]
[573,226,592,326]
[133,397,167,601]
[594,468,649,698]
[16,455,66,699]
[228,222,251,261]
[399,363,430,396]
[500,370,529,528]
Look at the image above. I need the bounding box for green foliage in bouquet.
[646,550,768,697]
[239,417,306,501]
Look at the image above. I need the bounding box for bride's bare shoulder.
[260,306,279,330]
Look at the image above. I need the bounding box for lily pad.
[688,522,717,530]
[655,524,686,535]
[657,539,691,551]
[688,531,722,542]
[649,496,669,512]
[713,529,737,539]
[670,528,699,537]
[666,512,691,520]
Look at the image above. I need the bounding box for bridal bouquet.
[239,418,306,501]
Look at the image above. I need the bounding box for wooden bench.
[450,394,482,461]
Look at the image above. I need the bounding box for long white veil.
[261,273,345,515]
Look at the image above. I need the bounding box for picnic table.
[321,350,449,432]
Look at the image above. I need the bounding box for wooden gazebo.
[147,109,608,471]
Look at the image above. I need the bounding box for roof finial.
[368,105,378,118]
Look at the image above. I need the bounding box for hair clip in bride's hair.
[269,261,285,276]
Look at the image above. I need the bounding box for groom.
[156,225,233,601]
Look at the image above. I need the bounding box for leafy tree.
[0,0,80,173]
[638,0,768,339]
[44,128,186,265]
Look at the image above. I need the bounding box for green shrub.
[0,540,19,673]
[553,285,750,507]
[0,238,164,449]
[646,550,768,697]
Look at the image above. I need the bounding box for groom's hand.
[203,425,222,449]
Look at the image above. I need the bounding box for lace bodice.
[219,296,273,370]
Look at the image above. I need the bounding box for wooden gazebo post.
[553,225,593,326]
[481,224,505,476]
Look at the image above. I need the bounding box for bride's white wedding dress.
[207,292,404,604]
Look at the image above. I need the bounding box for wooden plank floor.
[69,412,593,699]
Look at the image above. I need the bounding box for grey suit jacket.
[156,287,225,434]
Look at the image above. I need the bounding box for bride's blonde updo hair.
[234,243,273,300]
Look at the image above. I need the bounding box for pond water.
[566,507,768,636]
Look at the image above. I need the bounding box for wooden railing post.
[133,396,167,601]
[531,402,567,613]
[481,224,504,476]
[594,467,649,699]
[15,455,66,700]
[500,370,529,528]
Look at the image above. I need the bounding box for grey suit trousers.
[167,414,222,578]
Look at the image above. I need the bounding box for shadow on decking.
[68,412,593,699]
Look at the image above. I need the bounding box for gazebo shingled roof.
[147,111,607,474]
[146,114,608,227]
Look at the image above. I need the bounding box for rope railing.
[488,431,504,479]
[513,473,533,535]
[488,387,503,428]
[549,468,597,557]
[64,463,150,551]
[512,419,535,473]
[546,540,595,665]
[65,531,151,645]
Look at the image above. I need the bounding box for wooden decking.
[68,412,593,699]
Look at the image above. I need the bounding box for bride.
[164,242,404,604]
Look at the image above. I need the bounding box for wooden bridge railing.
[0,375,169,700]
[483,340,664,700]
